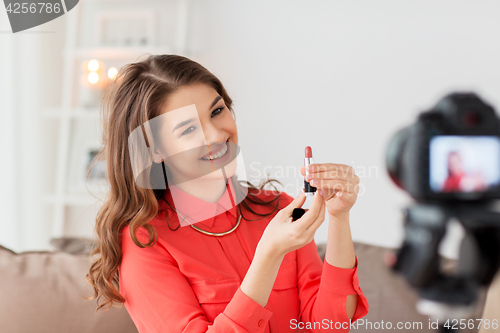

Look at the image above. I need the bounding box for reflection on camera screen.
[430,136,500,193]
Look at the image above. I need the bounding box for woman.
[442,151,486,192]
[442,151,465,192]
[86,54,368,332]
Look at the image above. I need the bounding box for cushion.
[53,238,490,332]
[1,238,491,333]
[50,237,97,255]
[0,244,138,333]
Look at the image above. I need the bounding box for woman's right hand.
[256,190,326,258]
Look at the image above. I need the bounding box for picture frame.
[70,138,107,194]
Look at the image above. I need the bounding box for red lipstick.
[304,146,317,196]
[305,146,312,158]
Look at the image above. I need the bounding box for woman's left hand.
[300,163,360,218]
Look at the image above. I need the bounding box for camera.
[385,92,500,329]
[387,92,500,202]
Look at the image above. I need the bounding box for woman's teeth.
[201,144,228,160]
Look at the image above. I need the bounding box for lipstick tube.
[304,146,317,196]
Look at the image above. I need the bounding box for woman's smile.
[200,138,229,159]
[200,144,227,160]
[199,139,232,164]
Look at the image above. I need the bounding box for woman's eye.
[180,107,224,137]
[181,126,195,136]
[212,107,224,117]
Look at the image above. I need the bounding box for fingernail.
[319,189,323,196]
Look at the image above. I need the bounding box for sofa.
[0,239,496,333]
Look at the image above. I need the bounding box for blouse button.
[258,319,265,327]
[217,204,223,211]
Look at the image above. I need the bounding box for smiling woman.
[84,53,283,308]
[147,83,240,198]
[84,54,368,333]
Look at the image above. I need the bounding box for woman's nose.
[201,123,226,146]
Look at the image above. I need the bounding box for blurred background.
[1,0,500,257]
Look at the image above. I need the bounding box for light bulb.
[108,67,118,79]
[88,59,100,72]
[88,72,99,84]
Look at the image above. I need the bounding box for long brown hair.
[85,54,284,313]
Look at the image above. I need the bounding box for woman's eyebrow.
[172,118,195,134]
[210,96,222,109]
[171,96,223,134]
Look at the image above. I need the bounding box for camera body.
[387,92,500,202]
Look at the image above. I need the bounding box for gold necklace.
[162,198,242,236]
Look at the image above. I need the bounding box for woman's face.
[448,152,463,176]
[151,83,238,185]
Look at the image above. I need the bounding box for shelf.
[44,191,107,207]
[43,107,100,119]
[46,0,189,239]
[63,46,173,59]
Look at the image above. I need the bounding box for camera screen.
[429,136,500,193]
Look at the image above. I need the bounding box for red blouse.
[442,174,464,192]
[119,180,369,332]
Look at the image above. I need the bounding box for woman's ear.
[151,144,164,164]
[143,121,165,164]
